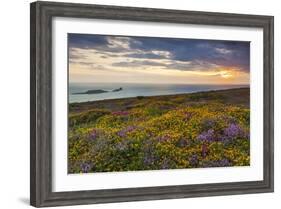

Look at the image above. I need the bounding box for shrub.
[69,109,110,127]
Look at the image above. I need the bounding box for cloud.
[112,60,167,68]
[214,48,233,54]
[69,48,86,61]
[106,36,131,50]
[165,60,218,72]
[69,34,138,53]
[126,50,171,60]
[111,58,223,74]
[127,52,167,59]
[68,34,250,79]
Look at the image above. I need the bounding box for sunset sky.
[68,34,250,85]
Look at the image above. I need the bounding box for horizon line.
[69,81,250,85]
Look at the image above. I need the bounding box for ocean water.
[69,83,249,103]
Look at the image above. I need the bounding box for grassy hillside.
[68,88,250,173]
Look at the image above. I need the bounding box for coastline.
[69,87,250,113]
[69,83,249,104]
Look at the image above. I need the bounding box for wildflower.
[177,138,188,148]
[220,158,231,166]
[115,141,128,151]
[197,129,215,142]
[89,129,100,140]
[80,162,91,173]
[157,135,170,142]
[183,112,193,121]
[117,125,136,137]
[161,159,170,169]
[112,111,129,116]
[220,123,247,143]
[201,143,208,158]
[189,154,198,166]
[117,130,126,137]
[125,126,136,132]
[201,118,215,130]
[143,154,155,166]
[202,158,231,168]
[224,123,244,138]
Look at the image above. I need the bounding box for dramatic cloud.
[68,34,250,84]
[112,60,166,68]
[215,48,233,55]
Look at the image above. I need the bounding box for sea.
[69,83,249,103]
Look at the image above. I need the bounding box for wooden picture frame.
[30,1,274,207]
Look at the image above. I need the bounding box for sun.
[220,71,233,79]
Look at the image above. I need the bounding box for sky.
[68,34,250,85]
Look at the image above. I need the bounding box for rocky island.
[112,87,123,92]
[73,87,123,95]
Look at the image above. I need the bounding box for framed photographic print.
[30,1,274,207]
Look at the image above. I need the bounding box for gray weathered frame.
[30,1,274,207]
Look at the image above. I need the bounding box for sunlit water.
[69,83,249,103]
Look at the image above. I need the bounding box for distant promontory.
[73,87,123,95]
